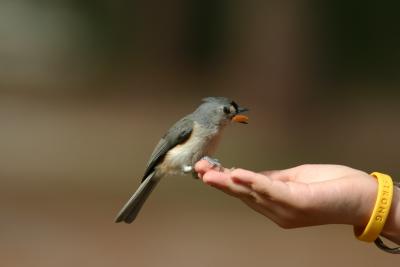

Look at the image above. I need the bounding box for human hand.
[195,161,378,229]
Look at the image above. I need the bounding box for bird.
[115,97,249,223]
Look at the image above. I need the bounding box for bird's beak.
[231,107,249,124]
[236,107,249,114]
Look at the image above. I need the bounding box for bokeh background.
[1,1,399,266]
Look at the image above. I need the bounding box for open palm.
[195,161,377,229]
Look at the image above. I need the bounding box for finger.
[194,159,212,172]
[230,168,277,194]
[202,169,230,186]
[230,168,261,186]
[195,160,222,178]
[259,170,292,182]
[231,169,292,202]
[202,169,252,197]
[259,167,304,182]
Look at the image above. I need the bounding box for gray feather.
[141,116,193,181]
[115,117,194,223]
[115,171,160,223]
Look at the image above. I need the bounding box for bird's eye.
[223,106,230,114]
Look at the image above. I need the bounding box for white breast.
[156,121,222,176]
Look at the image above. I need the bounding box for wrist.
[354,173,379,228]
[354,172,398,244]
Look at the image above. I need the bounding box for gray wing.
[141,116,194,182]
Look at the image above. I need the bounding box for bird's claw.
[201,156,223,172]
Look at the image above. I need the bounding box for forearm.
[381,185,400,245]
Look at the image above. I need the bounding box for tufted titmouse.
[115,97,249,223]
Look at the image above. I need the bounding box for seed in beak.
[232,114,249,124]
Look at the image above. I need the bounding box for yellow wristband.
[354,172,394,242]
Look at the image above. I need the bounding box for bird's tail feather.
[115,171,160,223]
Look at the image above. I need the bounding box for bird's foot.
[201,156,223,172]
[201,156,220,166]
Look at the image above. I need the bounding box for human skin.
[195,160,400,245]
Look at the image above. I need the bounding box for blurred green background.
[1,1,399,266]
